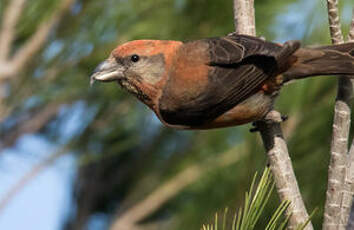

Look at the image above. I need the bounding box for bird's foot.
[281,115,288,122]
[249,112,288,133]
[249,122,259,132]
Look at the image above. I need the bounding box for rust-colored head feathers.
[112,40,182,59]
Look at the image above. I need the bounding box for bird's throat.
[118,78,153,106]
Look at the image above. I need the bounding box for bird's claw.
[249,114,288,133]
[249,122,260,132]
[281,115,288,122]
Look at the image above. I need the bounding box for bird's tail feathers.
[283,42,354,82]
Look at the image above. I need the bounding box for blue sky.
[0,131,76,230]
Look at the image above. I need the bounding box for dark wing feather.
[159,35,300,127]
[207,37,245,65]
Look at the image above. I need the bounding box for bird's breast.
[159,41,211,110]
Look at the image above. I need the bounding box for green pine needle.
[201,167,313,230]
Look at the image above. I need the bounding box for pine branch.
[342,8,354,230]
[233,0,256,35]
[344,140,354,230]
[323,3,353,230]
[10,0,75,78]
[326,0,344,44]
[254,112,313,230]
[233,1,313,229]
[350,9,354,41]
[0,0,27,62]
[0,0,75,80]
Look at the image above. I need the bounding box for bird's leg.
[249,111,288,133]
[249,122,259,132]
[281,115,288,122]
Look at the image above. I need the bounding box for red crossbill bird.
[90,33,354,129]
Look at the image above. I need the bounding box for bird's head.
[90,40,182,105]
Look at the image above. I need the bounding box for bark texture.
[323,2,353,230]
[255,112,313,230]
[233,1,313,229]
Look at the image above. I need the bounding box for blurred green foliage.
[0,0,353,229]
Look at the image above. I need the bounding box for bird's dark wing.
[206,36,245,65]
[159,34,300,127]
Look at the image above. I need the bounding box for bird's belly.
[197,91,273,129]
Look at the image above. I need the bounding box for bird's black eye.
[131,54,140,62]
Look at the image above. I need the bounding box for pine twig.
[342,8,354,230]
[233,0,256,35]
[323,3,353,230]
[350,9,354,41]
[0,0,75,80]
[254,112,313,230]
[344,140,354,230]
[0,0,27,62]
[10,0,75,78]
[326,0,344,44]
[233,1,313,229]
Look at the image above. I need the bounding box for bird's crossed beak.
[90,59,124,86]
